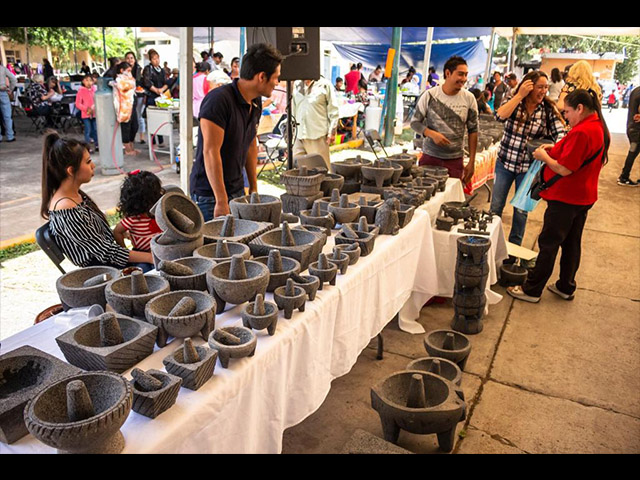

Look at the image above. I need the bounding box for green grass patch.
[259,168,284,189]
[0,242,41,264]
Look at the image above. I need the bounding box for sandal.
[506,286,540,303]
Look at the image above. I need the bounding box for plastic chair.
[35,222,67,274]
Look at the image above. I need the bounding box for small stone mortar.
[193,240,251,262]
[56,266,120,310]
[56,312,158,373]
[162,338,218,390]
[205,255,270,314]
[253,249,301,292]
[281,167,325,196]
[320,173,345,196]
[144,290,216,347]
[334,242,361,266]
[397,203,416,228]
[308,253,338,290]
[150,233,204,269]
[24,371,133,454]
[229,193,282,226]
[158,256,215,291]
[344,216,380,239]
[208,326,258,368]
[273,278,307,319]
[406,357,463,387]
[356,196,384,224]
[105,271,170,318]
[201,215,274,245]
[241,294,279,335]
[335,224,376,256]
[249,221,324,271]
[424,330,472,371]
[290,272,321,301]
[329,246,350,275]
[299,201,336,236]
[0,345,82,444]
[130,368,182,419]
[151,191,204,243]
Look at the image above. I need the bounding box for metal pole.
[240,27,246,58]
[383,27,402,147]
[102,27,107,68]
[286,80,293,170]
[509,27,517,73]
[179,27,194,195]
[483,27,496,84]
[73,27,78,74]
[211,27,215,54]
[420,27,434,93]
[24,27,31,78]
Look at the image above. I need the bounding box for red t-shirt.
[541,113,604,205]
[344,70,361,94]
[120,214,162,252]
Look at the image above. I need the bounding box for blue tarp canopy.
[333,40,488,77]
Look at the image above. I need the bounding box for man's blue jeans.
[490,160,528,246]
[191,190,246,222]
[0,91,15,141]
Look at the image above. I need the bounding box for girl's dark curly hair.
[117,170,164,218]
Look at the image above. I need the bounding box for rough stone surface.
[208,326,258,368]
[105,274,170,318]
[249,224,324,271]
[280,192,324,216]
[150,233,204,269]
[274,278,307,319]
[162,342,218,390]
[130,369,182,419]
[193,240,250,262]
[158,256,214,291]
[253,251,301,292]
[201,217,274,245]
[242,294,279,335]
[56,266,120,310]
[206,257,270,314]
[341,429,414,454]
[152,192,204,243]
[308,253,338,290]
[335,228,376,256]
[229,193,282,226]
[424,330,472,371]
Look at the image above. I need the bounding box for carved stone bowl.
[56,266,120,310]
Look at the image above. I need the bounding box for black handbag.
[529,143,604,200]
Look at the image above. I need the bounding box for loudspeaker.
[246,27,320,81]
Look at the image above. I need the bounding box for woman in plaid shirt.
[490,70,567,249]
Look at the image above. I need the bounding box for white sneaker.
[547,283,574,300]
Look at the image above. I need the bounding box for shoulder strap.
[543,142,604,190]
[52,196,80,210]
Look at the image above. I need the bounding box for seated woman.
[41,131,153,269]
[27,74,55,127]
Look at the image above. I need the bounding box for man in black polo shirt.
[190,43,283,220]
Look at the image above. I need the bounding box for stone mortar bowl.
[328,200,361,225]
[327,249,350,275]
[370,370,466,452]
[335,230,376,256]
[152,191,204,243]
[344,221,380,239]
[150,233,204,269]
[0,345,82,444]
[397,204,416,228]
[499,263,528,287]
[206,259,270,314]
[208,326,258,368]
[105,274,170,319]
[162,343,218,391]
[299,209,335,236]
[130,369,182,419]
[331,157,372,182]
[320,173,345,196]
[55,314,158,373]
[193,241,251,262]
[457,235,492,264]
[273,281,307,319]
[436,216,454,231]
[229,194,282,226]
[334,243,361,266]
[386,153,417,177]
[356,198,384,224]
[290,274,321,301]
[424,329,472,371]
[158,256,215,291]
[293,225,329,259]
[414,178,438,200]
[56,266,120,310]
[361,163,394,188]
[241,296,279,335]
[387,160,404,185]
[253,255,301,292]
[406,357,463,387]
[281,168,325,196]
[24,371,133,454]
[249,227,324,271]
[308,258,338,290]
[442,202,473,224]
[456,258,490,289]
[201,218,273,245]
[424,173,448,192]
[144,290,216,347]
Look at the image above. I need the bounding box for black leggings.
[120,108,139,144]
[620,132,639,180]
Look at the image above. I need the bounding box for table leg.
[483,183,492,202]
[351,113,357,141]
[376,333,384,360]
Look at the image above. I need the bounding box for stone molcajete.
[356,196,383,224]
[229,192,282,226]
[423,329,472,371]
[105,271,170,318]
[249,221,324,271]
[56,312,158,373]
[253,249,301,292]
[0,345,82,444]
[329,246,350,275]
[320,173,345,196]
[201,214,273,245]
[273,278,307,319]
[242,293,279,336]
[281,165,325,197]
[370,370,466,452]
[56,266,120,310]
[334,242,361,266]
[375,198,401,236]
[406,357,463,387]
[308,253,338,290]
[331,155,371,193]
[130,368,182,419]
[24,371,133,454]
[158,257,215,291]
[290,272,321,301]
[206,254,270,314]
[162,338,218,390]
[335,223,376,256]
[328,193,361,225]
[150,233,204,268]
[151,191,204,243]
[208,326,258,368]
[193,239,251,262]
[299,201,335,236]
[345,216,380,239]
[361,159,395,188]
[144,290,216,347]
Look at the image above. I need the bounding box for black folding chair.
[363,129,390,159]
[35,222,67,274]
[257,114,291,177]
[19,95,46,134]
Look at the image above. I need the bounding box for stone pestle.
[216,239,231,258]
[66,379,96,422]
[83,273,112,288]
[267,250,283,273]
[330,189,340,203]
[131,368,163,392]
[221,215,235,237]
[216,329,243,345]
[228,254,248,280]
[311,202,322,217]
[182,338,201,364]
[168,297,197,317]
[281,221,296,247]
[406,374,427,409]
[291,272,310,284]
[253,294,266,316]
[250,192,261,204]
[429,359,442,377]
[318,253,330,270]
[415,178,423,186]
[131,271,149,295]
[332,247,341,262]
[342,223,359,240]
[167,208,196,233]
[299,166,308,176]
[285,278,296,297]
[159,260,195,277]
[99,312,124,347]
[358,196,367,206]
[358,216,369,232]
[443,332,456,351]
[339,194,350,208]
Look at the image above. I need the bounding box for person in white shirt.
[292,76,340,169]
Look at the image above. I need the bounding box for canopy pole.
[179,27,194,195]
[509,27,517,73]
[102,27,107,69]
[240,27,246,58]
[383,27,402,147]
[483,27,497,82]
[420,27,434,93]
[286,80,293,170]
[73,27,78,74]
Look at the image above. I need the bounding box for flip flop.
[506,286,540,303]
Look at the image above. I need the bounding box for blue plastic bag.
[510,159,543,212]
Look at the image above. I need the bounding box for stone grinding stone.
[66,380,96,422]
[168,297,197,317]
[130,369,182,419]
[82,273,113,288]
[56,266,121,310]
[341,429,414,454]
[0,345,82,444]
[201,217,274,245]
[182,338,201,363]
[158,256,214,292]
[159,260,195,277]
[99,312,125,347]
[207,326,258,369]
[162,343,218,391]
[167,208,196,234]
[56,314,158,373]
[131,368,164,392]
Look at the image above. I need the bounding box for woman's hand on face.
[517,80,534,100]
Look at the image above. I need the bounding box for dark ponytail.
[564,88,610,164]
[41,130,100,219]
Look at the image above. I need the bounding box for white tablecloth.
[1,210,434,454]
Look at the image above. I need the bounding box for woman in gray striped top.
[41,131,153,268]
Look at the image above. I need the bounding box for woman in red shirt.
[507,88,610,302]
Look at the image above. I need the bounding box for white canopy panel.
[494,27,640,38]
